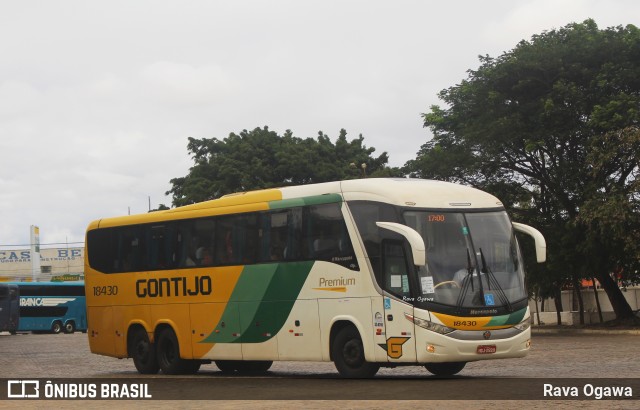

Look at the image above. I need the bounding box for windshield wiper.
[466,249,475,292]
[455,248,484,313]
[478,248,513,312]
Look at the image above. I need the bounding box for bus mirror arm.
[512,222,547,263]
[375,222,426,266]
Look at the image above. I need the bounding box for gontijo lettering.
[135,276,212,298]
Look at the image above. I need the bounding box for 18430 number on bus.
[453,320,477,327]
[93,286,118,296]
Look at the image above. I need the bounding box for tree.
[149,204,170,212]
[167,126,400,206]
[407,20,640,320]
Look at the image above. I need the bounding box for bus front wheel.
[238,360,272,375]
[130,328,159,374]
[156,328,201,375]
[215,360,238,374]
[332,326,380,378]
[424,361,466,376]
[215,360,272,375]
[51,321,63,334]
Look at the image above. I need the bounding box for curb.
[532,327,640,335]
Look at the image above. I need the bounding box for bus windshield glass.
[404,210,526,310]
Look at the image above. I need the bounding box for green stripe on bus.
[268,193,342,210]
[231,264,278,302]
[200,261,315,344]
[485,307,527,327]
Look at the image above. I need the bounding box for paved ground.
[1,331,638,378]
[0,330,638,408]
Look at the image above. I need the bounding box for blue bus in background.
[11,282,87,334]
[0,283,19,334]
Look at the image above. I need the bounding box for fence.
[529,287,640,325]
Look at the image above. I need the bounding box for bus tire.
[235,360,272,375]
[64,321,76,334]
[130,328,159,374]
[182,360,202,374]
[332,326,379,378]
[424,361,466,376]
[156,327,200,375]
[215,360,238,374]
[51,321,63,334]
[215,360,272,375]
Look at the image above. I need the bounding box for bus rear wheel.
[130,328,159,374]
[332,326,379,378]
[51,321,63,334]
[424,361,466,376]
[156,328,201,375]
[64,321,75,334]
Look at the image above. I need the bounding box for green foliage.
[579,127,640,286]
[409,19,640,317]
[167,126,399,206]
[149,204,170,212]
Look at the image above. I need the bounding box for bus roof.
[284,178,502,209]
[87,178,503,230]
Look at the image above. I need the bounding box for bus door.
[377,240,417,363]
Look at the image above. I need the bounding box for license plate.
[477,345,496,354]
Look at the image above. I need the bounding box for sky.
[1,0,638,248]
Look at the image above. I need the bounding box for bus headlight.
[405,313,454,335]
[513,318,531,331]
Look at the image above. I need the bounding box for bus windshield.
[404,210,527,310]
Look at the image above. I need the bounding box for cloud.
[483,0,632,55]
[0,0,639,248]
[0,80,44,118]
[140,61,234,105]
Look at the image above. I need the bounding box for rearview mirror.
[512,222,547,263]
[376,222,426,266]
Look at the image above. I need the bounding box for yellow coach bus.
[84,178,546,377]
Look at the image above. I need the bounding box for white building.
[0,247,84,282]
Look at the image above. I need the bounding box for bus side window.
[236,214,259,264]
[172,229,186,267]
[260,211,289,262]
[215,218,234,264]
[286,208,302,260]
[148,225,167,270]
[87,228,115,273]
[118,227,146,272]
[194,218,215,267]
[304,203,357,269]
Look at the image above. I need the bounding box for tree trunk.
[592,277,603,323]
[595,271,634,319]
[572,275,585,325]
[534,292,541,325]
[554,287,563,325]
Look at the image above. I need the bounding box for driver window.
[382,240,411,299]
